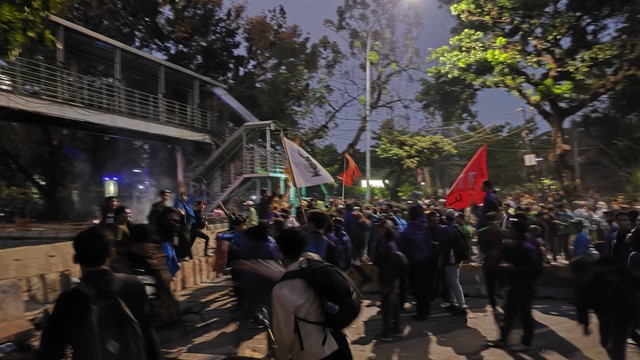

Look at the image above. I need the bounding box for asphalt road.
[160,277,640,360]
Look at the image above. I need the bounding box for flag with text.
[282,136,334,188]
[446,145,488,210]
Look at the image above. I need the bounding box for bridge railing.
[0,57,232,138]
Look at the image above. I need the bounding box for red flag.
[446,145,488,210]
[337,153,362,187]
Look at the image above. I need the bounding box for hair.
[427,210,441,221]
[197,200,206,206]
[484,211,499,222]
[113,205,128,217]
[307,210,330,230]
[73,226,112,267]
[246,221,270,242]
[510,213,529,241]
[407,205,423,221]
[276,227,308,260]
[616,211,629,220]
[482,180,493,189]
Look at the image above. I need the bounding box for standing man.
[477,212,505,311]
[473,180,501,229]
[489,214,542,351]
[148,189,171,233]
[244,200,259,227]
[399,205,430,320]
[174,191,195,260]
[442,209,469,315]
[190,200,211,257]
[272,228,353,359]
[257,185,279,220]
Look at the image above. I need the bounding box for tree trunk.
[549,118,576,200]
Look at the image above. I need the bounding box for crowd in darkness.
[36,180,640,359]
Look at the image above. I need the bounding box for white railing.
[0,58,234,139]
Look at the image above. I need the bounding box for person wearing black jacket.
[190,200,211,256]
[39,226,160,360]
[373,219,408,341]
[489,214,542,351]
[441,210,470,316]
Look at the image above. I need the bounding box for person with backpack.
[39,226,160,360]
[272,227,355,360]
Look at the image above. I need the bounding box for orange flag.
[337,153,362,187]
[446,145,488,210]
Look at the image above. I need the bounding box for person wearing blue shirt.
[573,220,591,258]
[305,211,331,261]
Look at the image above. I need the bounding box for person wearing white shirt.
[272,228,352,360]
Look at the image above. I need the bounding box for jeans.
[445,263,465,307]
[380,280,402,337]
[501,285,534,346]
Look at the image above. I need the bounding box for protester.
[272,228,353,359]
[39,226,161,360]
[489,214,542,351]
[373,219,408,342]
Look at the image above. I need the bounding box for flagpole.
[280,131,308,226]
[341,153,347,202]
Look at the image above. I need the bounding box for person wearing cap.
[148,189,171,234]
[243,200,258,227]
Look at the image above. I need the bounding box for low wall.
[0,225,227,343]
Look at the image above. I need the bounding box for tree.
[424,0,640,196]
[56,0,165,50]
[159,0,243,82]
[0,0,64,60]
[316,0,424,150]
[375,119,456,200]
[230,6,335,130]
[0,121,75,220]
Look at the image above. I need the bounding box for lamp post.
[573,128,584,192]
[365,33,372,203]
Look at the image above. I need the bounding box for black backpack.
[73,278,146,360]
[279,258,361,331]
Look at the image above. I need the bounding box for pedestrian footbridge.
[0,15,285,204]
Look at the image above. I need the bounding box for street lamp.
[365,33,372,203]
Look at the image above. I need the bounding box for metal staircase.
[187,90,287,206]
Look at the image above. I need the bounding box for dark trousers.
[189,229,210,255]
[558,234,571,261]
[483,265,502,308]
[410,262,430,317]
[380,281,401,337]
[500,285,534,345]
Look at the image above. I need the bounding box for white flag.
[282,136,334,188]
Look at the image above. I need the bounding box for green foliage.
[57,0,165,50]
[377,133,456,169]
[0,0,63,60]
[425,0,640,195]
[230,6,335,129]
[159,0,243,82]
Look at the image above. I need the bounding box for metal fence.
[0,58,228,137]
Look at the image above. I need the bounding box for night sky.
[244,0,530,148]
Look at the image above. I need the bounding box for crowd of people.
[36,180,640,359]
